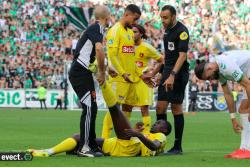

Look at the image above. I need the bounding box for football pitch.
[0,109,249,167]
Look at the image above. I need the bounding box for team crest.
[168,42,175,51]
[139,53,144,58]
[214,95,227,111]
[180,32,188,40]
[108,39,113,44]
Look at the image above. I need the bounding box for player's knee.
[156,103,167,114]
[171,104,183,115]
[71,133,80,142]
[122,104,133,112]
[141,106,149,116]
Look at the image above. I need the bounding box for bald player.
[68,5,111,157]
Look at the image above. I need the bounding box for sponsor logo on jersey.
[180,31,188,40]
[168,42,175,51]
[136,61,143,67]
[122,46,134,53]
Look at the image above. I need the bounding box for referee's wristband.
[230,113,236,119]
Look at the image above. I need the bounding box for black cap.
[194,62,206,80]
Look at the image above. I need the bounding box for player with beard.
[102,4,153,139]
[195,50,250,159]
[155,5,190,155]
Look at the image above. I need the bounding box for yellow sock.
[123,111,131,121]
[142,116,151,134]
[101,112,113,139]
[49,138,77,155]
[100,82,117,107]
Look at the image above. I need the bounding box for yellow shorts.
[102,137,141,157]
[134,80,153,106]
[111,82,138,106]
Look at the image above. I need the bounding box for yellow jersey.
[135,41,161,74]
[106,22,141,83]
[140,132,167,156]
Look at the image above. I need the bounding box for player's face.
[160,10,175,29]
[204,66,220,80]
[126,12,140,28]
[132,27,140,41]
[150,120,167,134]
[104,13,111,28]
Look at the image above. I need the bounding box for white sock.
[45,149,54,155]
[240,114,249,150]
[246,119,250,151]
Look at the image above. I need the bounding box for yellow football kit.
[102,137,141,157]
[134,41,161,106]
[102,132,166,157]
[140,132,167,156]
[106,22,142,105]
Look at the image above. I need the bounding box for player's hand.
[125,128,141,138]
[140,74,155,88]
[154,73,162,86]
[134,122,144,132]
[163,75,175,91]
[122,73,133,83]
[231,118,242,133]
[108,66,118,78]
[248,113,250,122]
[97,72,106,86]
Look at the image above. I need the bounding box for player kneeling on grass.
[28,83,172,157]
[195,50,250,159]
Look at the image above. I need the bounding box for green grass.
[0,108,249,167]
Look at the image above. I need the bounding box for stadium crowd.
[0,0,249,91]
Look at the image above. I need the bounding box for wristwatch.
[170,71,177,77]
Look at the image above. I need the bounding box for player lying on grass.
[28,83,172,157]
[195,50,250,159]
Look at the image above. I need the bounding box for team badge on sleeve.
[108,39,113,44]
[180,32,188,40]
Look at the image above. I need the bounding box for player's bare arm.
[163,52,186,91]
[222,83,242,133]
[96,42,106,86]
[124,129,160,151]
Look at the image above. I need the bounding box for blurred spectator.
[0,0,249,91]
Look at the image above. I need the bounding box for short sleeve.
[147,44,161,60]
[218,58,244,83]
[88,25,103,44]
[156,133,166,143]
[178,31,189,52]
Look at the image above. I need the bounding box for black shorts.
[68,61,95,103]
[158,69,189,104]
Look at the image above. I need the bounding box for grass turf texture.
[0,108,249,167]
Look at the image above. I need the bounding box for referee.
[157,5,189,155]
[68,6,110,157]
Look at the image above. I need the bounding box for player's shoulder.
[107,22,122,36]
[177,21,189,33]
[87,23,104,35]
[141,41,155,50]
[176,21,189,40]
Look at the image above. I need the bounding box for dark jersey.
[73,22,105,70]
[163,21,189,71]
